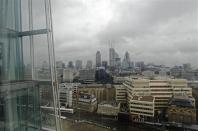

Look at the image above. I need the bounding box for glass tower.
[0,0,61,131]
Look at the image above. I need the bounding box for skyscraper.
[75,60,83,69]
[109,47,120,69]
[86,60,93,69]
[0,0,61,130]
[96,51,101,67]
[102,61,108,69]
[115,52,121,68]
[122,51,131,70]
[68,61,74,68]
[109,48,115,67]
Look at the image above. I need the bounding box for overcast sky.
[51,0,198,67]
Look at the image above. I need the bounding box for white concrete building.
[59,83,80,108]
[115,85,127,103]
[63,69,75,82]
[124,78,192,112]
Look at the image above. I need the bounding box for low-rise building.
[78,84,115,103]
[142,70,155,78]
[130,96,155,121]
[188,81,198,89]
[97,101,120,116]
[59,84,73,108]
[113,76,127,84]
[59,83,79,108]
[77,93,97,112]
[79,69,95,83]
[167,95,196,124]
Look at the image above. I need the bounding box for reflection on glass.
[0,0,60,131]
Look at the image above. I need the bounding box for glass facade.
[0,0,61,131]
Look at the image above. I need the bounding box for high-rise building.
[115,52,121,68]
[75,60,83,69]
[96,51,101,67]
[102,61,108,69]
[68,61,74,68]
[0,0,61,130]
[109,48,115,67]
[109,47,121,68]
[122,51,131,70]
[86,60,93,69]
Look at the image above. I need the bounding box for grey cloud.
[98,0,197,43]
[51,0,198,67]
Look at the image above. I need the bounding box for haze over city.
[52,0,197,67]
[1,1,198,131]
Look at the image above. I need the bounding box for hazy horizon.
[51,0,198,68]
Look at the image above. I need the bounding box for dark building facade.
[167,95,196,125]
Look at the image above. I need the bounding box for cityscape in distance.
[46,45,198,131]
[0,0,197,131]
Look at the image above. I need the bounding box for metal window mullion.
[28,0,37,129]
[19,0,24,80]
[28,0,34,81]
[44,0,61,131]
[48,0,62,129]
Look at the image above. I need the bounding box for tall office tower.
[102,61,108,69]
[96,51,101,67]
[68,61,74,68]
[0,0,61,131]
[109,47,120,68]
[109,48,115,67]
[115,52,121,68]
[86,60,93,69]
[122,51,131,69]
[75,60,82,69]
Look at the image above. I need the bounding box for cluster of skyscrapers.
[58,47,137,72]
[96,48,134,70]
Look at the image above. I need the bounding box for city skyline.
[52,0,197,67]
[54,48,198,69]
[1,1,198,131]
